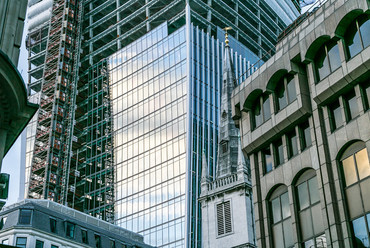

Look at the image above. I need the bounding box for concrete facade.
[232,0,370,247]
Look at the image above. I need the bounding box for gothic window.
[314,40,341,82]
[275,75,296,112]
[344,14,370,59]
[340,141,370,247]
[295,170,326,248]
[251,93,271,129]
[216,201,232,236]
[269,185,294,248]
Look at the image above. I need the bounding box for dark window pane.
[82,229,88,244]
[271,197,282,223]
[51,245,58,248]
[253,100,262,128]
[329,100,343,131]
[95,234,101,248]
[328,43,341,72]
[345,19,362,58]
[287,130,298,158]
[16,237,27,248]
[263,94,271,121]
[298,182,309,210]
[344,90,359,120]
[300,122,312,150]
[362,81,370,110]
[19,209,32,224]
[275,139,284,166]
[50,218,56,233]
[263,147,273,174]
[36,240,44,248]
[359,17,370,48]
[66,222,75,238]
[308,177,320,204]
[352,217,369,247]
[281,192,291,219]
[315,46,330,81]
[276,82,287,111]
[287,78,296,103]
[110,240,116,248]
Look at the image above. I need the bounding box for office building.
[0,199,153,247]
[24,0,299,247]
[231,0,370,247]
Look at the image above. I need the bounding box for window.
[18,209,32,224]
[2,239,8,245]
[314,40,341,82]
[343,89,359,121]
[50,218,57,233]
[65,222,75,238]
[299,121,312,150]
[95,234,101,248]
[340,142,370,247]
[262,147,273,174]
[35,240,44,248]
[216,201,232,236]
[344,14,370,59]
[51,245,58,248]
[82,229,88,244]
[0,216,7,229]
[252,93,271,129]
[287,130,298,158]
[16,237,27,248]
[110,239,116,248]
[296,171,325,247]
[274,139,284,166]
[275,75,296,111]
[361,81,370,111]
[270,186,294,248]
[328,99,343,131]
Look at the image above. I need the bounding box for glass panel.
[360,179,370,212]
[359,17,370,48]
[287,78,296,103]
[263,147,273,174]
[271,197,282,223]
[315,234,327,248]
[308,177,320,204]
[345,20,362,58]
[330,100,343,130]
[275,139,284,166]
[263,95,271,121]
[301,122,312,150]
[311,204,325,234]
[36,240,44,248]
[19,209,32,224]
[283,218,294,248]
[50,218,56,233]
[352,217,369,248]
[16,237,27,248]
[342,156,358,186]
[281,192,291,219]
[315,46,330,81]
[328,43,341,72]
[346,185,363,218]
[345,90,359,120]
[82,230,88,244]
[356,148,370,180]
[288,131,298,158]
[273,223,284,248]
[363,82,370,110]
[300,208,313,240]
[298,182,309,210]
[66,222,75,238]
[276,82,287,110]
[304,239,315,248]
[253,100,262,128]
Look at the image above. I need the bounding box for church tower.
[199,29,255,248]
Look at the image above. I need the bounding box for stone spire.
[216,29,239,179]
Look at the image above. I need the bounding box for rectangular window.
[18,209,32,224]
[216,201,232,236]
[110,240,116,248]
[274,139,284,166]
[2,239,8,245]
[50,218,57,233]
[262,147,273,174]
[51,245,58,248]
[329,100,343,131]
[66,222,75,238]
[299,122,312,150]
[361,81,370,111]
[35,240,44,248]
[343,89,359,121]
[82,229,88,244]
[16,237,27,248]
[287,130,298,158]
[95,234,101,248]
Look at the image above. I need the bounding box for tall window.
[275,75,296,111]
[343,89,359,121]
[95,234,101,248]
[65,222,75,238]
[340,142,370,247]
[50,218,57,233]
[274,138,284,166]
[360,81,370,111]
[344,14,370,59]
[287,129,298,159]
[262,147,273,174]
[299,121,312,150]
[252,93,271,129]
[270,186,294,248]
[314,40,341,82]
[82,229,88,244]
[216,201,232,236]
[15,237,27,248]
[328,99,343,132]
[18,209,32,224]
[35,240,44,248]
[296,171,325,248]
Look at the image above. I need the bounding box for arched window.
[275,74,296,111]
[340,141,370,247]
[251,93,271,129]
[314,40,341,82]
[269,185,294,248]
[344,14,370,59]
[295,170,326,247]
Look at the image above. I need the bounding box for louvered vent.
[216,201,232,236]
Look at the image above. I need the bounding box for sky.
[2,0,321,207]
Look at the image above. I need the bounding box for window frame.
[287,129,299,159]
[65,221,75,239]
[299,121,312,151]
[262,146,273,175]
[94,233,102,248]
[15,237,27,248]
[251,93,271,130]
[314,40,341,83]
[328,99,343,132]
[216,200,233,237]
[35,239,44,248]
[273,138,285,167]
[18,209,32,225]
[81,229,89,244]
[275,74,296,112]
[343,89,359,122]
[344,14,370,60]
[50,217,57,233]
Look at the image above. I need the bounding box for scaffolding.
[28,0,82,203]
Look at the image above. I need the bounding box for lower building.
[232,0,370,247]
[0,199,154,248]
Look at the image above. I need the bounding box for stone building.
[0,199,154,247]
[231,0,370,247]
[199,33,255,248]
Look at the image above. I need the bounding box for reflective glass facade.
[108,22,251,248]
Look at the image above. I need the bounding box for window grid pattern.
[344,14,370,59]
